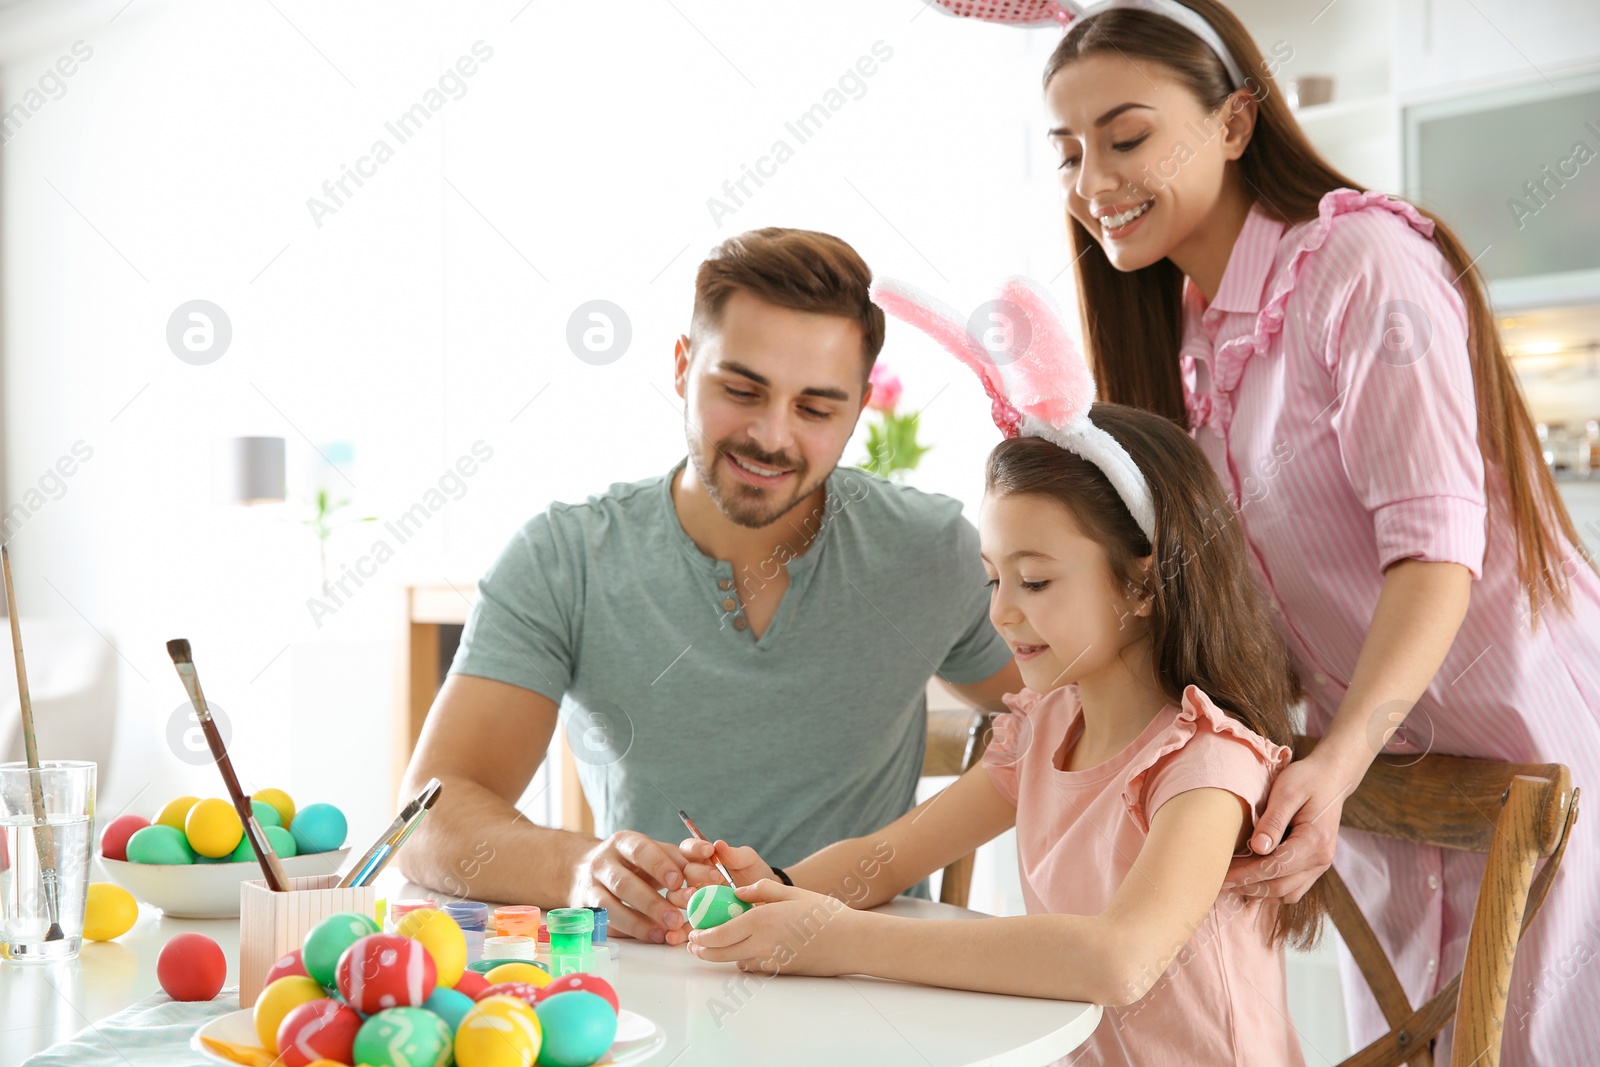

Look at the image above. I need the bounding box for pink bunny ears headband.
[929,0,1246,90]
[869,276,1157,545]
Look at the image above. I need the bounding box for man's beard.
[687,436,823,530]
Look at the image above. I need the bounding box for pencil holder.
[239,874,376,1007]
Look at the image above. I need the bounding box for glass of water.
[1,761,95,962]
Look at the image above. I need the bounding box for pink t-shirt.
[983,684,1305,1067]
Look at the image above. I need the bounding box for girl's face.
[979,491,1151,694]
[1044,53,1250,273]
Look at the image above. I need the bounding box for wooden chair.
[925,706,1003,907]
[1291,737,1581,1067]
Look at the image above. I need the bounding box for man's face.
[675,290,870,530]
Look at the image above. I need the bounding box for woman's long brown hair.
[1044,0,1592,621]
[988,409,1323,946]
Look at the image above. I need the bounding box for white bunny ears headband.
[869,276,1157,545]
[929,0,1247,90]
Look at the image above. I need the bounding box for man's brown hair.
[691,228,886,377]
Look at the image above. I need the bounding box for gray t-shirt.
[450,460,1010,869]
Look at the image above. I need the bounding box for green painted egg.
[250,799,282,827]
[687,884,748,930]
[302,911,380,987]
[352,1005,453,1067]
[227,824,299,862]
[124,824,196,865]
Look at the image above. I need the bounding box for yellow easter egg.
[183,798,244,858]
[153,796,199,832]
[82,883,138,941]
[253,975,324,1054]
[484,961,552,988]
[454,994,543,1067]
[396,907,467,988]
[251,787,296,829]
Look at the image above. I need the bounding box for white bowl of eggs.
[96,790,352,919]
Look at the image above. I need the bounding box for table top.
[1,872,1101,1066]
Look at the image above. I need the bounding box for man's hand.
[569,831,690,945]
[686,880,861,975]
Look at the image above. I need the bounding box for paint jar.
[385,898,437,934]
[493,904,541,938]
[445,900,489,961]
[586,906,609,944]
[546,908,594,976]
[483,934,536,961]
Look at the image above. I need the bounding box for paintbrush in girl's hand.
[166,639,289,892]
[1,545,63,941]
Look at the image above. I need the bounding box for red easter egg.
[275,997,362,1067]
[453,969,490,999]
[157,933,227,1001]
[479,981,542,1006]
[536,973,619,1014]
[99,814,150,862]
[335,933,436,1013]
[265,948,311,987]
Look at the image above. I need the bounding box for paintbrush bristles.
[166,638,193,664]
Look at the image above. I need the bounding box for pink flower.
[867,364,902,413]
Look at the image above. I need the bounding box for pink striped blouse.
[1180,189,1600,1066]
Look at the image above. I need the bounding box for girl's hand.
[668,839,775,907]
[1225,749,1358,903]
[686,880,861,976]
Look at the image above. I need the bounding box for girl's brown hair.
[1043,0,1591,621]
[987,406,1322,947]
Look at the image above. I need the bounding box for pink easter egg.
[334,933,436,1014]
[478,980,543,1006]
[99,814,150,862]
[275,998,362,1067]
[452,969,490,999]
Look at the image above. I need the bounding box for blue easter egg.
[534,990,617,1067]
[421,986,474,1032]
[289,803,346,855]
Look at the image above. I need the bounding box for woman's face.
[1045,53,1249,273]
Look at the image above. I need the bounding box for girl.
[675,275,1321,1066]
[948,1,1600,1061]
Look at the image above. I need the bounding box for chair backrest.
[1291,737,1580,1067]
[924,707,1001,908]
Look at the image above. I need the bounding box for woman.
[943,0,1600,1062]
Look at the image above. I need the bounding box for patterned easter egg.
[264,948,311,986]
[276,997,362,1067]
[533,990,618,1067]
[535,974,618,1015]
[337,933,437,1013]
[254,976,326,1053]
[687,884,748,929]
[302,912,380,987]
[480,982,544,1007]
[352,1006,454,1067]
[454,995,543,1067]
[395,907,467,988]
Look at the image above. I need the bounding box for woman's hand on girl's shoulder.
[686,880,864,977]
[1224,750,1352,903]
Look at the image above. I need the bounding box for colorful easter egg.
[265,948,311,986]
[153,795,199,831]
[255,975,328,1053]
[533,990,617,1067]
[276,997,362,1067]
[253,787,296,827]
[395,907,466,988]
[421,986,475,1032]
[535,974,617,1015]
[184,798,244,858]
[265,824,299,858]
[480,982,544,1006]
[250,798,282,827]
[467,956,544,975]
[352,1006,453,1067]
[82,882,138,941]
[99,814,149,861]
[454,995,543,1067]
[302,912,380,988]
[687,884,747,929]
[337,933,437,1013]
[290,802,347,854]
[124,824,196,865]
[485,961,552,988]
[453,969,491,999]
[156,933,226,1002]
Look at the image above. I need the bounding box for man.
[398,228,1020,945]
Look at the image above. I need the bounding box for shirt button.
[1427,874,1440,890]
[721,597,737,611]
[1313,672,1328,685]
[733,617,748,632]
[718,578,733,591]
[1426,958,1437,974]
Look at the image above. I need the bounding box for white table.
[0,872,1101,1066]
